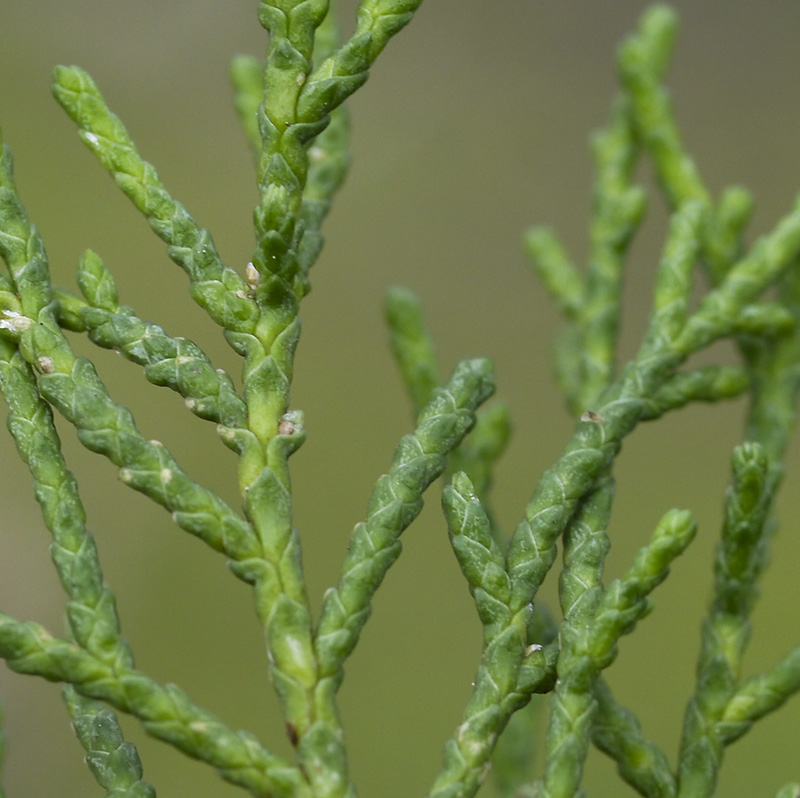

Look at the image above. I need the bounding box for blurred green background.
[2,2,800,796]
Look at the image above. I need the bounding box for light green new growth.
[1,3,799,797]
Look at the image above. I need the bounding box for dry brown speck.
[278,419,294,435]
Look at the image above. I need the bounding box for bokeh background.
[1,2,800,796]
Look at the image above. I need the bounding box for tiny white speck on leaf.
[217,425,234,440]
[278,410,303,436]
[278,419,295,435]
[245,262,260,292]
[0,310,33,332]
[37,356,55,374]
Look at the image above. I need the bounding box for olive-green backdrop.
[1,2,799,796]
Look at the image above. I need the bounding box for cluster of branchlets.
[0,2,495,798]
[0,3,799,798]
[385,6,800,798]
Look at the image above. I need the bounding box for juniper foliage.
[0,4,798,798]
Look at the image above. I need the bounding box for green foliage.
[0,4,799,798]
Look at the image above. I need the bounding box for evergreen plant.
[0,4,798,797]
